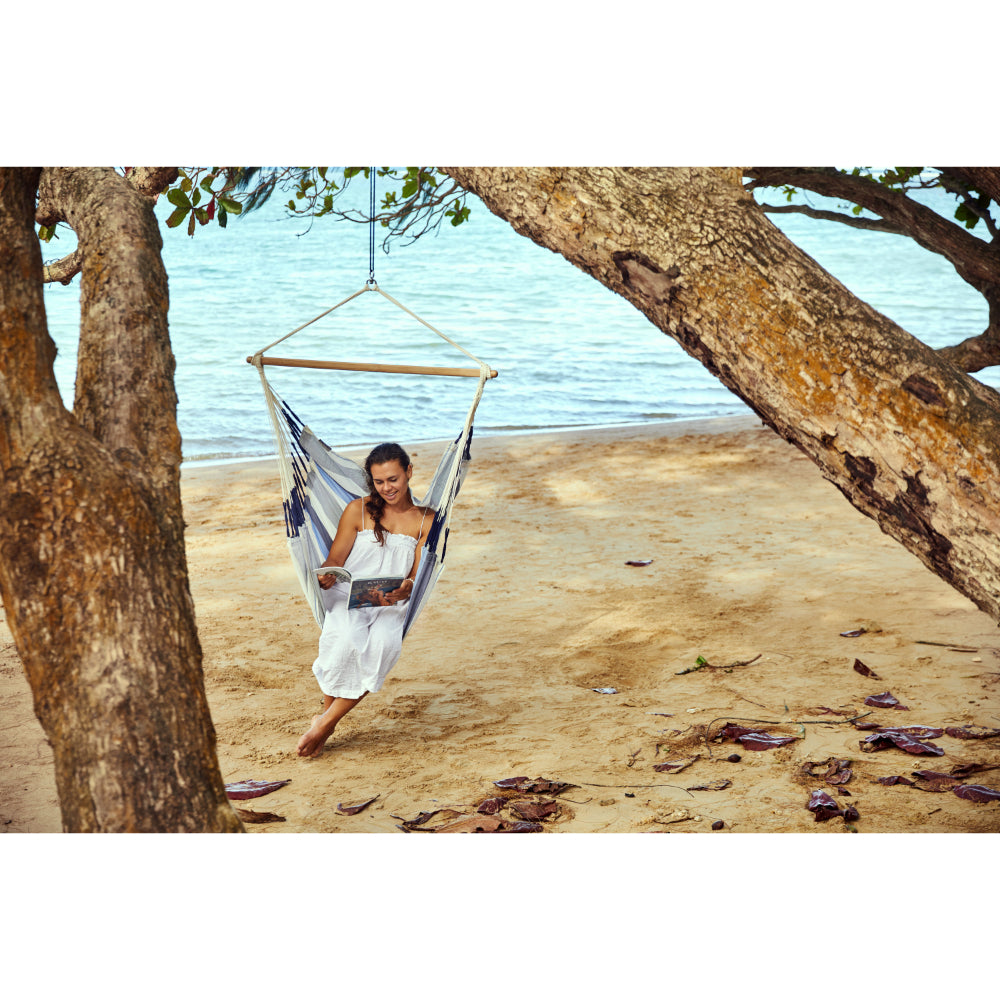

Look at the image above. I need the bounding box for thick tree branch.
[759,202,907,235]
[37,167,179,286]
[444,167,1000,622]
[938,167,1000,206]
[746,167,1000,294]
[935,169,1000,240]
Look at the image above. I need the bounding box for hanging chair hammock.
[247,281,497,638]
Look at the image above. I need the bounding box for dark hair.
[364,442,412,544]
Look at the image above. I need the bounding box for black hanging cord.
[367,167,376,286]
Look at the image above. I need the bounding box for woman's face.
[369,460,412,505]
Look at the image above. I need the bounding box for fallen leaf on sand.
[494,776,575,796]
[806,789,860,823]
[225,779,291,800]
[476,797,505,815]
[864,691,909,710]
[802,758,852,785]
[852,659,881,679]
[510,799,560,821]
[859,729,944,756]
[910,770,961,792]
[235,808,286,824]
[717,724,798,751]
[953,784,1000,803]
[653,755,700,773]
[945,726,1000,740]
[687,779,732,791]
[337,795,379,816]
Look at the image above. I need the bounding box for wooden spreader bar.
[248,355,498,379]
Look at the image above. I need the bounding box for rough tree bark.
[444,166,1000,622]
[0,167,242,832]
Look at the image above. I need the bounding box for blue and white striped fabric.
[261,379,474,637]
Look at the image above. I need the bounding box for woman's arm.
[318,498,363,589]
[386,506,433,604]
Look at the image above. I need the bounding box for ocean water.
[40,174,992,462]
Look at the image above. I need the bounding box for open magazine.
[315,565,407,609]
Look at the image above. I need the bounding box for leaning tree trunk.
[444,167,1000,622]
[0,167,242,832]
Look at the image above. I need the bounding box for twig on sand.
[578,781,695,797]
[703,712,873,757]
[676,653,762,676]
[915,639,979,652]
[723,687,773,710]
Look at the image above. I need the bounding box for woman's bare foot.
[297,713,337,757]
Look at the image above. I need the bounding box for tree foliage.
[163,166,470,242]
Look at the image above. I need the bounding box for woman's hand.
[383,579,414,605]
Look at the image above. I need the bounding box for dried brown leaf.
[493,776,575,796]
[864,691,909,710]
[859,729,944,756]
[945,726,1000,740]
[653,755,700,773]
[953,784,1000,803]
[235,808,286,824]
[225,779,291,800]
[337,795,379,816]
[510,799,560,822]
[852,659,881,679]
[718,724,797,751]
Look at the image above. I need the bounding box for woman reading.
[296,442,432,757]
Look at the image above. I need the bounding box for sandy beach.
[3,416,999,834]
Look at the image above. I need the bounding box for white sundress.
[311,505,426,699]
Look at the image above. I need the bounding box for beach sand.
[3,416,999,834]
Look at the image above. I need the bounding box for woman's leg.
[297,692,367,757]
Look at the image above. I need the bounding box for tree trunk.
[0,167,242,832]
[444,167,1000,622]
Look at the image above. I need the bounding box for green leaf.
[166,206,189,228]
[194,207,208,225]
[167,188,192,209]
[954,203,981,230]
[218,205,228,228]
[218,197,242,215]
[187,211,196,236]
[37,223,57,242]
[200,175,216,193]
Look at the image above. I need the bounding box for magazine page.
[347,576,406,609]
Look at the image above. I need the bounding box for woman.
[296,442,432,757]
